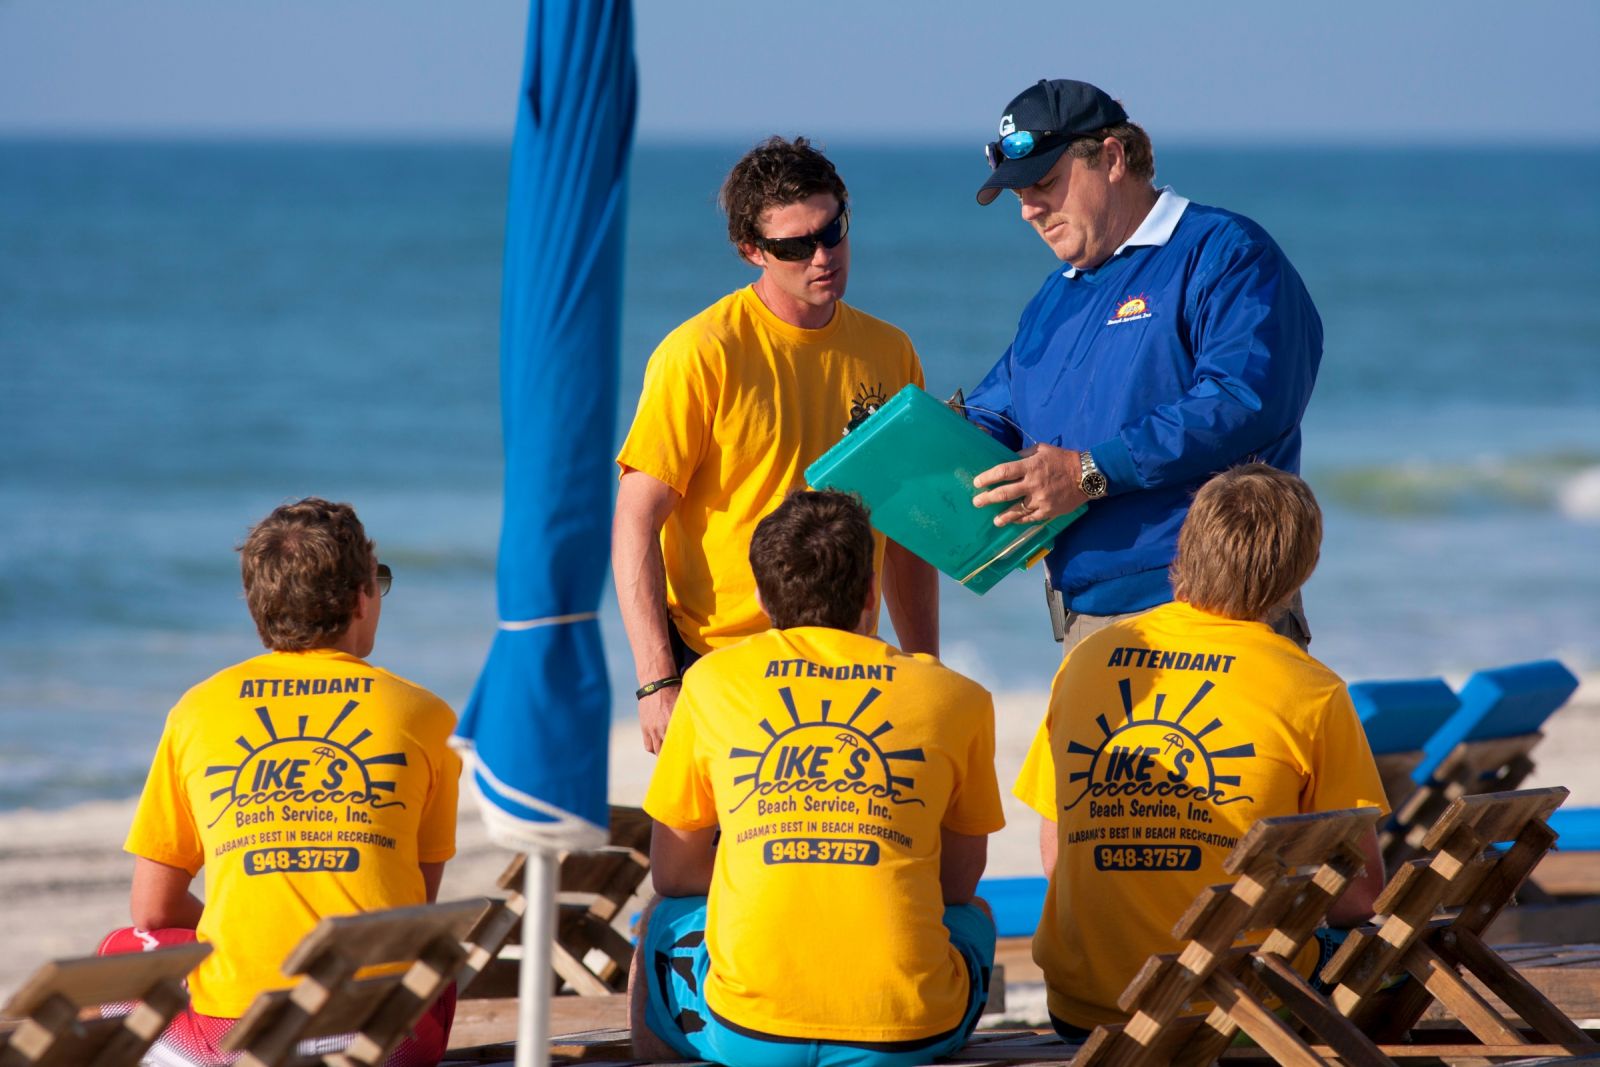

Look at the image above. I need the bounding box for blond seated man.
[1014,464,1386,1040]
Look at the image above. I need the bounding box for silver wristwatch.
[1079,450,1108,499]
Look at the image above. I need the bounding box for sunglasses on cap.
[983,129,1071,170]
[755,203,850,262]
[375,563,392,598]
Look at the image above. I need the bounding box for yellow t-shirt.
[645,627,1004,1041]
[616,286,924,653]
[1013,601,1387,1029]
[125,649,461,1018]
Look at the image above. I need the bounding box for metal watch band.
[1079,450,1108,498]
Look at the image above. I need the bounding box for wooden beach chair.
[1475,802,1600,944]
[1348,677,1460,816]
[221,896,497,1067]
[0,941,209,1067]
[1383,660,1577,869]
[458,804,655,1001]
[1321,787,1600,1058]
[1068,806,1384,1067]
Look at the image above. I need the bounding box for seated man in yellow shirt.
[1014,464,1387,1039]
[104,498,462,1067]
[614,136,938,754]
[631,491,1003,1067]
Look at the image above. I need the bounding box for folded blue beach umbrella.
[452,2,635,1061]
[456,0,636,856]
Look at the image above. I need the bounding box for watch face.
[1082,471,1109,498]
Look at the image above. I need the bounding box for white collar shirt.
[1062,186,1190,278]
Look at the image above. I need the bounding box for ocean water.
[3,140,1598,811]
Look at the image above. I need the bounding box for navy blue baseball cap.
[976,79,1129,205]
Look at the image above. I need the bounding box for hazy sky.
[2,0,1597,144]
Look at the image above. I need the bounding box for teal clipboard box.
[805,385,1085,594]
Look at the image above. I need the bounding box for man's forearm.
[138,892,204,931]
[613,508,677,684]
[650,825,717,897]
[613,476,686,753]
[939,828,988,904]
[883,540,938,656]
[130,857,204,930]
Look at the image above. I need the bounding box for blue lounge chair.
[1385,659,1579,867]
[975,874,1050,939]
[1347,676,1460,813]
[1549,807,1600,852]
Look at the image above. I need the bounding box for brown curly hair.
[239,498,376,651]
[749,490,874,631]
[719,136,848,252]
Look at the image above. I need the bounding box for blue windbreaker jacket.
[965,192,1323,615]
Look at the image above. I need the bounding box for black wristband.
[635,676,682,700]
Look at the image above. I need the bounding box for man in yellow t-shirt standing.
[615,136,938,753]
[631,491,1003,1067]
[108,498,461,1067]
[1013,465,1388,1039]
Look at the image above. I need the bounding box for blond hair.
[1171,464,1321,621]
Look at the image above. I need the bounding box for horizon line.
[3,128,1599,151]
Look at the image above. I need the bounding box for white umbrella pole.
[516,847,560,1067]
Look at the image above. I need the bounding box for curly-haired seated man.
[104,498,461,1067]
[632,490,1004,1067]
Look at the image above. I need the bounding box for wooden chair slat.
[2,943,210,1018]
[1401,940,1525,1046]
[1442,927,1597,1048]
[1070,1013,1214,1067]
[279,898,492,975]
[1247,953,1389,1067]
[1421,786,1566,852]
[1223,809,1380,875]
[2,945,209,1067]
[1203,970,1327,1067]
[223,900,485,1066]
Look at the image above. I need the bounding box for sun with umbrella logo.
[727,686,926,813]
[205,700,409,828]
[1060,679,1256,813]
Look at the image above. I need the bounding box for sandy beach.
[3,684,1597,1005]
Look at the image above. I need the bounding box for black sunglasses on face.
[755,203,850,262]
[375,563,392,598]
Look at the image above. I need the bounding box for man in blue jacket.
[965,78,1322,650]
